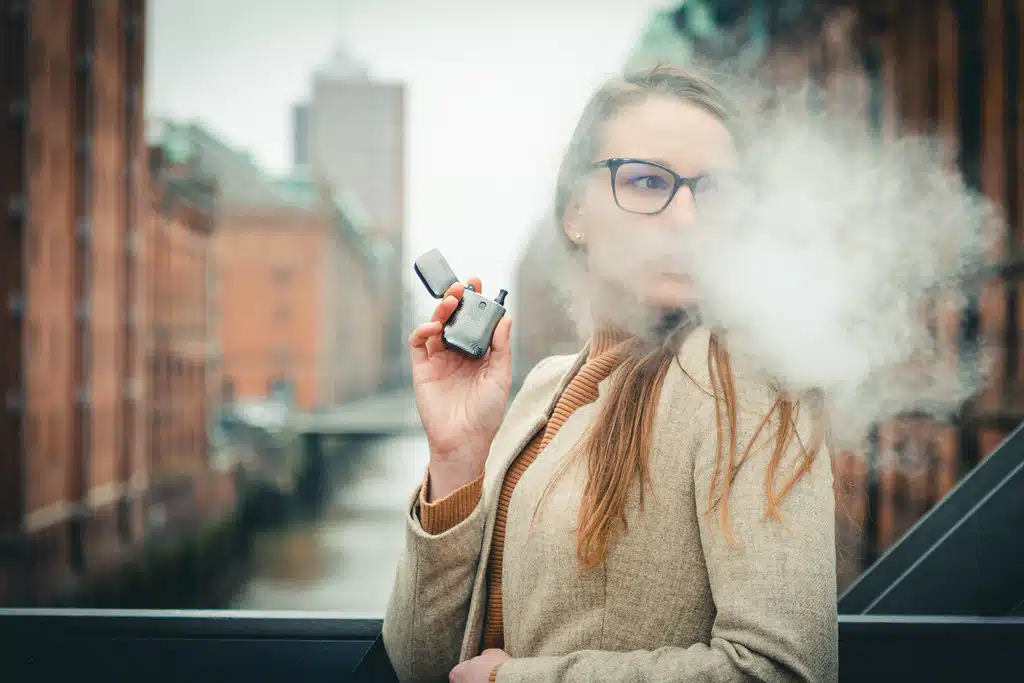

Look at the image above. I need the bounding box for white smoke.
[533,71,1000,451]
[684,78,998,447]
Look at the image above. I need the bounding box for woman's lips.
[658,272,690,284]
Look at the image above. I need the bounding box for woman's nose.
[665,186,697,227]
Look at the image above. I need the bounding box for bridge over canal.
[292,389,424,439]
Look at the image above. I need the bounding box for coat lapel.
[458,345,589,660]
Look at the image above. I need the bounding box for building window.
[222,377,235,404]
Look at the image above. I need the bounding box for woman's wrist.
[426,456,486,502]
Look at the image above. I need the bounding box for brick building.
[0,0,150,602]
[214,198,385,410]
[146,147,222,532]
[0,0,229,606]
[150,121,386,411]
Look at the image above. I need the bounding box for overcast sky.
[147,0,675,319]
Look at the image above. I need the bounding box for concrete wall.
[305,78,407,387]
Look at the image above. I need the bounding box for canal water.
[230,434,430,616]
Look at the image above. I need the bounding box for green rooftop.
[626,7,698,72]
[625,2,769,73]
[148,118,383,270]
[331,186,371,236]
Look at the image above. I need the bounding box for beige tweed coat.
[382,327,838,682]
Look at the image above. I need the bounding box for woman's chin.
[645,280,695,309]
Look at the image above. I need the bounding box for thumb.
[488,316,512,365]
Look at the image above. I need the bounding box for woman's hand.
[409,277,513,501]
[449,649,511,683]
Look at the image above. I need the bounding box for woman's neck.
[590,305,701,357]
[586,276,703,355]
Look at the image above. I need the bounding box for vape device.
[414,248,508,359]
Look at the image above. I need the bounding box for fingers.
[423,296,455,356]
[413,277,485,364]
[411,315,512,367]
[431,294,460,324]
[408,320,442,363]
[425,327,447,357]
[487,316,513,365]
[409,320,443,346]
[427,278,479,355]
[441,281,464,303]
[442,277,482,298]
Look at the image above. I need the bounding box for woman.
[383,64,837,683]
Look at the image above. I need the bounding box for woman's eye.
[630,175,669,191]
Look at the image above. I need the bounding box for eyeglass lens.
[611,161,714,214]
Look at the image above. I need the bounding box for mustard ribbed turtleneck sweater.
[416,328,631,666]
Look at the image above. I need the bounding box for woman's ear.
[563,201,586,245]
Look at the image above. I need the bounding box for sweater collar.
[589,325,633,359]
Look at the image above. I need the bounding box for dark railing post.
[298,432,326,516]
[861,424,880,571]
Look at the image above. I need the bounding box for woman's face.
[567,94,734,311]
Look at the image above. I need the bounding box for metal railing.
[1,608,1022,682]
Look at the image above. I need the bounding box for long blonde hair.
[548,64,826,571]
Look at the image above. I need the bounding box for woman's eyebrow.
[649,158,710,176]
[644,157,675,168]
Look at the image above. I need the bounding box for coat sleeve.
[382,482,488,683]
[383,353,570,683]
[492,394,838,683]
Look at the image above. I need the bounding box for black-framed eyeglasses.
[592,158,717,215]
